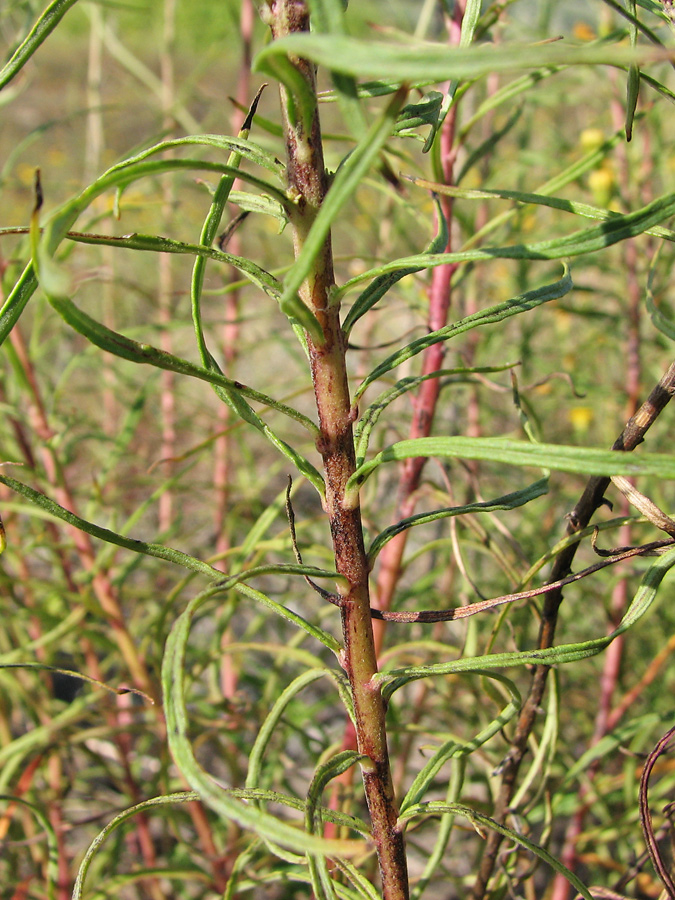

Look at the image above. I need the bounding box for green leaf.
[0,474,225,581]
[235,582,342,654]
[41,292,325,492]
[376,546,675,696]
[0,263,38,347]
[343,195,448,336]
[246,671,356,795]
[399,671,520,813]
[398,803,594,900]
[307,0,368,140]
[347,436,675,499]
[57,230,284,297]
[306,751,365,900]
[354,363,518,465]
[394,91,443,139]
[72,792,201,899]
[426,0,483,151]
[162,584,360,857]
[367,479,549,564]
[96,133,284,181]
[353,266,572,399]
[0,0,81,90]
[457,126,628,251]
[271,86,408,339]
[341,188,675,306]
[407,178,675,242]
[216,787,368,834]
[254,33,671,84]
[626,0,640,141]
[229,190,288,228]
[39,157,288,264]
[0,474,346,648]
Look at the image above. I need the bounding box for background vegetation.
[3,0,675,898]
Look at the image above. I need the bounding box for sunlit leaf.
[255,34,672,84]
[347,436,675,500]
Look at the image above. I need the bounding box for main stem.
[267,2,409,896]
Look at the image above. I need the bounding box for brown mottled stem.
[371,0,464,656]
[266,1,408,895]
[470,359,675,900]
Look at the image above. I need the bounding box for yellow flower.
[568,406,594,432]
[588,167,616,207]
[573,23,596,41]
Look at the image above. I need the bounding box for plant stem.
[470,359,675,900]
[267,2,408,895]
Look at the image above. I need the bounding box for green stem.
[266,2,409,896]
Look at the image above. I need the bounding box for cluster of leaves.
[2,0,675,898]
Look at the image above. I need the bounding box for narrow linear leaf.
[228,190,288,226]
[395,91,443,139]
[400,671,520,813]
[223,788,368,834]
[353,266,572,399]
[98,133,284,178]
[602,0,667,46]
[0,473,225,580]
[223,640,331,672]
[190,90,286,422]
[355,362,518,465]
[367,479,549,563]
[0,663,150,703]
[254,34,672,84]
[0,471,341,649]
[72,792,201,900]
[458,128,628,251]
[377,546,675,696]
[270,86,408,338]
[246,671,354,793]
[341,188,675,306]
[408,178,675,241]
[0,0,81,90]
[510,670,559,810]
[40,158,288,264]
[397,803,593,900]
[626,0,640,140]
[427,0,483,150]
[234,583,341,653]
[0,263,38,347]
[72,230,283,299]
[260,52,319,135]
[333,860,383,900]
[162,585,362,857]
[307,0,368,140]
[40,292,324,490]
[343,195,448,336]
[347,436,675,497]
[306,751,365,900]
[306,751,364,834]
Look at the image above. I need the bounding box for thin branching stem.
[470,359,675,900]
